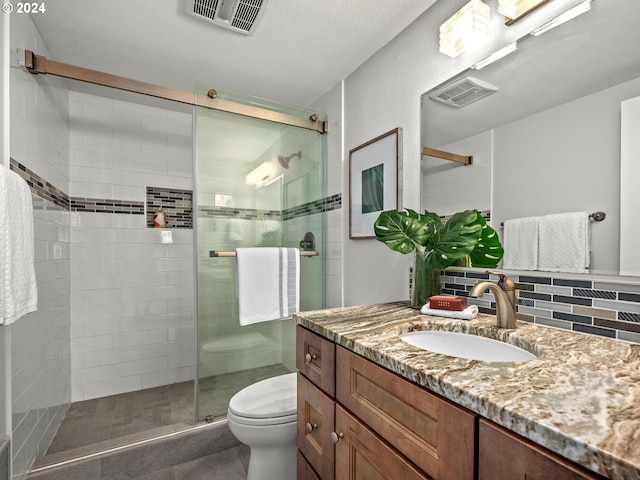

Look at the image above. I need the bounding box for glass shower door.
[195,98,325,420]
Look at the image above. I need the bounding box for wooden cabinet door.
[335,405,433,480]
[336,346,476,480]
[297,325,336,396]
[297,373,336,480]
[479,420,606,480]
[298,450,321,480]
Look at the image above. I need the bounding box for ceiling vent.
[429,76,498,108]
[185,0,271,35]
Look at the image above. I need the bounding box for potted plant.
[374,209,504,308]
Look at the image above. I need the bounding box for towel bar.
[500,211,605,228]
[209,250,319,258]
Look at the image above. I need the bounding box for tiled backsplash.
[442,269,640,344]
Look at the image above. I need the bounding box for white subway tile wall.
[311,83,343,307]
[69,91,196,401]
[9,14,72,479]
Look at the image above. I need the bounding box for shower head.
[277,151,302,169]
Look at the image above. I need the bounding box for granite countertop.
[294,302,640,480]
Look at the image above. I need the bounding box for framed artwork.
[349,128,402,239]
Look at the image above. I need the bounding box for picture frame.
[349,128,402,239]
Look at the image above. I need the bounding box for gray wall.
[493,76,640,275]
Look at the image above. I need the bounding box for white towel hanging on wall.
[236,247,300,326]
[502,216,540,270]
[538,212,590,273]
[1,164,38,325]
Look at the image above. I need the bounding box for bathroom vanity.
[295,302,640,480]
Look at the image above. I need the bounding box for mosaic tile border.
[10,156,341,226]
[71,197,144,215]
[198,205,282,220]
[441,270,640,344]
[146,186,193,229]
[283,193,342,220]
[199,193,342,222]
[10,158,70,210]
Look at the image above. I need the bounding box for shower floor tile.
[35,363,292,469]
[36,381,195,467]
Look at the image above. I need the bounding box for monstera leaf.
[373,209,431,254]
[374,208,503,269]
[422,209,483,269]
[469,212,504,268]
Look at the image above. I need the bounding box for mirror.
[420,0,640,276]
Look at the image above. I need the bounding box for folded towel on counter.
[538,212,590,273]
[1,163,38,325]
[236,247,300,326]
[420,304,478,320]
[502,216,540,270]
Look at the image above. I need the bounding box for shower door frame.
[23,50,328,135]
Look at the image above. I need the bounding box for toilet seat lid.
[228,372,297,419]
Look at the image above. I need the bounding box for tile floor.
[35,364,292,471]
[132,444,250,480]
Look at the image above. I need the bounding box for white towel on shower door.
[1,163,38,325]
[236,247,300,325]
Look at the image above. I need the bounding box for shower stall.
[194,91,326,420]
[16,48,327,475]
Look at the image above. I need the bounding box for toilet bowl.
[227,372,298,480]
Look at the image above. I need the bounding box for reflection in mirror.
[421,0,640,276]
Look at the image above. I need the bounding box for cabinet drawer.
[296,325,336,396]
[335,405,432,480]
[297,373,336,480]
[336,346,476,480]
[479,420,606,480]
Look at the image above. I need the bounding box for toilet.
[227,372,298,480]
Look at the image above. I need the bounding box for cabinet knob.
[306,422,318,433]
[331,431,344,444]
[305,353,318,363]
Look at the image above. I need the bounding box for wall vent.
[185,0,271,35]
[430,76,498,108]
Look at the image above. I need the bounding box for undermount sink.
[400,331,537,363]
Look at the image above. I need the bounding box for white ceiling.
[31,0,437,109]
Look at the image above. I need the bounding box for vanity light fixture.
[439,0,491,58]
[531,0,591,36]
[472,42,518,69]
[498,0,550,24]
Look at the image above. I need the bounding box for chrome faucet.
[468,271,517,329]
